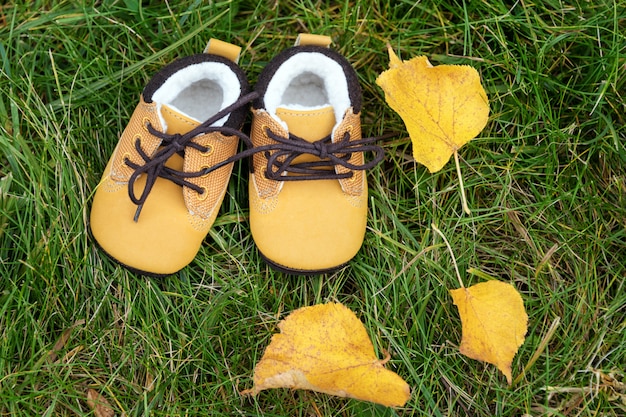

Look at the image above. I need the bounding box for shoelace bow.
[259,129,384,181]
[126,92,259,221]
[126,92,385,221]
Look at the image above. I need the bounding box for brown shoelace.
[125,93,384,221]
[259,128,384,181]
[125,92,259,221]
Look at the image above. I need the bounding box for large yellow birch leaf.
[376,45,489,173]
[450,280,528,384]
[242,302,410,407]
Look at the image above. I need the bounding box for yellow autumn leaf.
[242,302,410,407]
[450,280,528,384]
[376,45,489,173]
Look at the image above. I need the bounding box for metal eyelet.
[142,117,151,131]
[200,165,211,178]
[197,186,209,201]
[344,125,354,140]
[200,146,214,157]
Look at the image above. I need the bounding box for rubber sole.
[258,249,349,276]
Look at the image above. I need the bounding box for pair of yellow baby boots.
[90,35,383,276]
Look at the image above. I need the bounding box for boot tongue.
[160,104,200,135]
[276,105,336,142]
[158,104,200,171]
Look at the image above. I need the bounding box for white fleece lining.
[151,61,241,129]
[264,52,350,131]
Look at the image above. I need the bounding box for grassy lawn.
[1,1,624,415]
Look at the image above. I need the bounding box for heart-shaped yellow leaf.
[242,302,410,407]
[376,45,489,173]
[450,280,528,384]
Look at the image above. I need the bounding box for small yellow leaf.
[86,389,114,417]
[243,302,410,407]
[376,45,489,173]
[450,281,528,384]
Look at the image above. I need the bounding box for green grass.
[1,0,624,415]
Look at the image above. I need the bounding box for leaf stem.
[454,150,471,215]
[431,223,465,289]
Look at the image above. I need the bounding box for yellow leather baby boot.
[249,34,384,274]
[90,40,255,276]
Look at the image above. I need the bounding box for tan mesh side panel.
[110,99,163,183]
[334,108,364,196]
[183,132,239,219]
[250,109,287,198]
